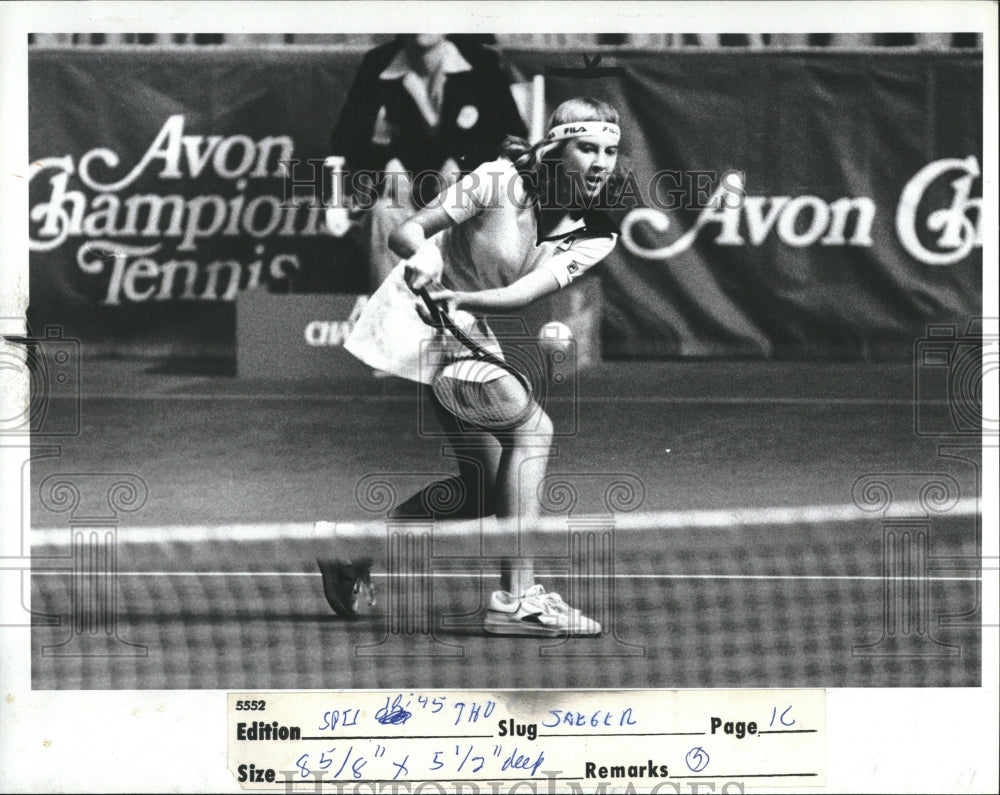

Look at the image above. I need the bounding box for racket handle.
[416,285,440,317]
[415,285,444,329]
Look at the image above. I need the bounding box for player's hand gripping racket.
[416,286,536,431]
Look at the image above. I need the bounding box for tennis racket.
[416,286,536,431]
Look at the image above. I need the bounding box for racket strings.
[432,371,536,430]
[417,287,536,431]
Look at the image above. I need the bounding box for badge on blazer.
[456,105,479,129]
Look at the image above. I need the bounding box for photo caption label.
[227,690,825,791]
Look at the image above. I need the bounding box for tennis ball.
[538,321,573,355]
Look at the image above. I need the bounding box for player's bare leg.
[494,409,552,596]
[485,407,600,636]
[391,393,500,519]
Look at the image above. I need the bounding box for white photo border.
[1,2,997,793]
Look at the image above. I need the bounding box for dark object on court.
[317,558,376,618]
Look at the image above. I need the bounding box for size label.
[228,690,825,791]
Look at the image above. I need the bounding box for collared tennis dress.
[345,159,617,384]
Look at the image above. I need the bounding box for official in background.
[328,34,528,288]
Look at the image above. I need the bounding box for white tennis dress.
[345,159,617,384]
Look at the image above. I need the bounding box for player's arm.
[394,162,498,290]
[442,269,561,313]
[388,205,455,260]
[427,232,618,313]
[389,206,458,291]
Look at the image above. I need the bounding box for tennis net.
[30,499,984,690]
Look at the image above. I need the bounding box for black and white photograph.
[1,1,997,792]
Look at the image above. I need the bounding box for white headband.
[544,121,621,144]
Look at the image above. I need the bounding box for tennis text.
[29,115,317,303]
[620,157,982,265]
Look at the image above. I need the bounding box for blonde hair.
[502,97,619,164]
[548,97,620,129]
[500,97,626,208]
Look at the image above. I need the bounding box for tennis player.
[325,97,626,636]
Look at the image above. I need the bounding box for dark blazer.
[331,39,528,203]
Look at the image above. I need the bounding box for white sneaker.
[483,584,601,637]
[528,584,582,618]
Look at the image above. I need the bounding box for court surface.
[28,357,985,689]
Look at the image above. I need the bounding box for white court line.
[30,572,982,582]
[85,393,940,406]
[30,497,982,547]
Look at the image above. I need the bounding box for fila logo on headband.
[545,122,621,144]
